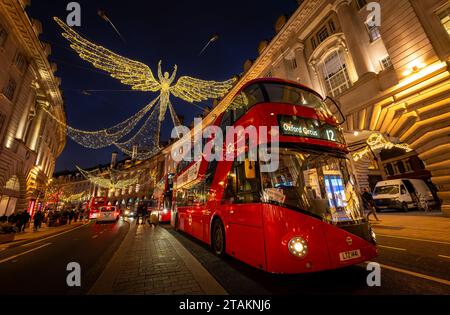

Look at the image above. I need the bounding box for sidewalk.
[89,222,227,295]
[371,211,450,243]
[0,221,86,249]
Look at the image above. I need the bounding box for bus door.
[219,159,266,270]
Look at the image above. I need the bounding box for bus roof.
[232,78,323,100]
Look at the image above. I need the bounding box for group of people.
[0,205,86,233]
[0,211,32,232]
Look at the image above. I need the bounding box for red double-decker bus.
[87,196,107,219]
[172,78,377,274]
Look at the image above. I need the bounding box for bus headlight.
[288,237,308,258]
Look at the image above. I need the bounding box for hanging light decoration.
[46,18,236,159]
[353,133,412,161]
[76,166,141,190]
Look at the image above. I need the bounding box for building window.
[404,160,413,173]
[321,50,352,97]
[366,23,381,42]
[329,20,336,33]
[438,7,450,36]
[15,53,27,73]
[2,78,17,101]
[0,23,8,47]
[397,161,406,174]
[356,0,367,10]
[317,26,330,44]
[286,57,298,71]
[265,71,272,78]
[311,38,317,50]
[380,56,393,70]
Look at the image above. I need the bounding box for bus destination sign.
[278,115,344,143]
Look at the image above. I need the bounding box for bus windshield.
[229,82,332,117]
[260,147,364,225]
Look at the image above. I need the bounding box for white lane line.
[21,223,90,248]
[376,234,450,245]
[0,243,52,264]
[376,263,450,286]
[438,255,450,259]
[378,245,407,251]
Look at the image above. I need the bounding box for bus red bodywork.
[172,78,377,274]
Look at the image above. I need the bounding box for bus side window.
[222,168,237,204]
[235,161,260,204]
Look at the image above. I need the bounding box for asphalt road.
[0,220,129,295]
[166,226,450,295]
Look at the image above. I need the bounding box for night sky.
[27,0,298,173]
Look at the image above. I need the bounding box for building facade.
[0,0,66,216]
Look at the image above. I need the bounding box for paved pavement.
[90,220,226,295]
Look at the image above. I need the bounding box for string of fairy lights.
[43,18,236,160]
[76,166,141,190]
[352,133,412,161]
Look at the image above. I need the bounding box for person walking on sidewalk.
[362,188,380,221]
[33,210,42,231]
[20,211,31,232]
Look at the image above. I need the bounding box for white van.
[372,179,435,212]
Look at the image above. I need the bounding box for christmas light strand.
[353,133,412,161]
[53,17,236,157]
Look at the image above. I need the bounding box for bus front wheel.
[212,219,226,257]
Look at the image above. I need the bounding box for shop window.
[404,160,413,173]
[385,163,394,176]
[397,161,406,174]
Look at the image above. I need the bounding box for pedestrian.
[74,210,79,222]
[362,188,380,222]
[15,211,23,232]
[21,211,31,232]
[142,204,149,225]
[33,210,42,231]
[135,204,142,225]
[69,209,74,224]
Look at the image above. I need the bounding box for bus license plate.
[339,249,361,262]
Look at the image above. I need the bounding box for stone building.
[0,0,66,216]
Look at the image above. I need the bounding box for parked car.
[373,179,435,212]
[96,206,120,224]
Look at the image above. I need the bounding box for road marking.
[438,255,450,260]
[378,245,407,251]
[0,243,52,264]
[21,223,90,248]
[376,234,450,245]
[376,263,450,286]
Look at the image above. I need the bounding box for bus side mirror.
[245,159,256,179]
[325,96,346,126]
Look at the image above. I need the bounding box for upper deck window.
[228,81,332,123]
